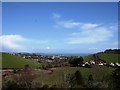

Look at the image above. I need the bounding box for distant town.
[9,49,120,68]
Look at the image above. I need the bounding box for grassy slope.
[34,66,114,86]
[1,53,42,69]
[83,53,119,62]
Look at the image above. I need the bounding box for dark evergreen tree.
[110,68,120,90]
[87,74,94,88]
[93,54,96,59]
[75,70,83,85]
[69,57,83,66]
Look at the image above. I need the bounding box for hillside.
[83,53,119,62]
[34,66,114,87]
[1,53,42,69]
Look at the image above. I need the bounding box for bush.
[85,64,92,68]
[50,84,57,90]
[42,84,49,90]
[31,81,43,89]
[2,79,20,89]
[109,68,120,90]
[75,70,84,85]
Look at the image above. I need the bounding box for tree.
[18,65,35,89]
[93,54,96,59]
[104,49,120,54]
[87,74,94,88]
[109,68,120,90]
[66,73,76,88]
[65,70,84,88]
[75,70,84,85]
[69,57,83,66]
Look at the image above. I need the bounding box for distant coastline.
[1,52,91,56]
[39,53,91,56]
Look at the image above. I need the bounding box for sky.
[1,2,118,53]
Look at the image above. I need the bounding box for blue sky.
[1,2,118,53]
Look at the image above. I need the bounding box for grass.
[2,66,115,88]
[34,66,114,86]
[83,53,119,62]
[1,53,42,69]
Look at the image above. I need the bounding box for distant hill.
[83,49,120,62]
[97,49,120,54]
[1,53,42,69]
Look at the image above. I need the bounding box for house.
[110,63,115,67]
[22,55,26,59]
[33,59,39,62]
[90,60,95,65]
[82,64,85,67]
[98,63,104,66]
[84,61,90,65]
[115,62,120,67]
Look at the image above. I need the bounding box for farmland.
[84,53,119,62]
[1,53,42,69]
[34,66,114,87]
[2,66,115,89]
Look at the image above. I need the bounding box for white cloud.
[0,35,25,49]
[67,27,113,44]
[80,23,99,30]
[0,34,48,51]
[56,20,82,29]
[52,13,116,45]
[53,13,99,30]
[57,21,99,30]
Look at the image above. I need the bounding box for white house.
[115,62,120,67]
[90,61,95,65]
[98,63,104,66]
[110,63,115,67]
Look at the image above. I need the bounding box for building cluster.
[10,53,120,68]
[81,59,120,67]
[15,53,68,63]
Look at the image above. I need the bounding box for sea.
[39,53,91,56]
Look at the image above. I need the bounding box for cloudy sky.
[1,2,118,53]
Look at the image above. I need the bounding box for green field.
[83,53,119,62]
[3,66,114,88]
[1,53,42,69]
[34,66,114,87]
